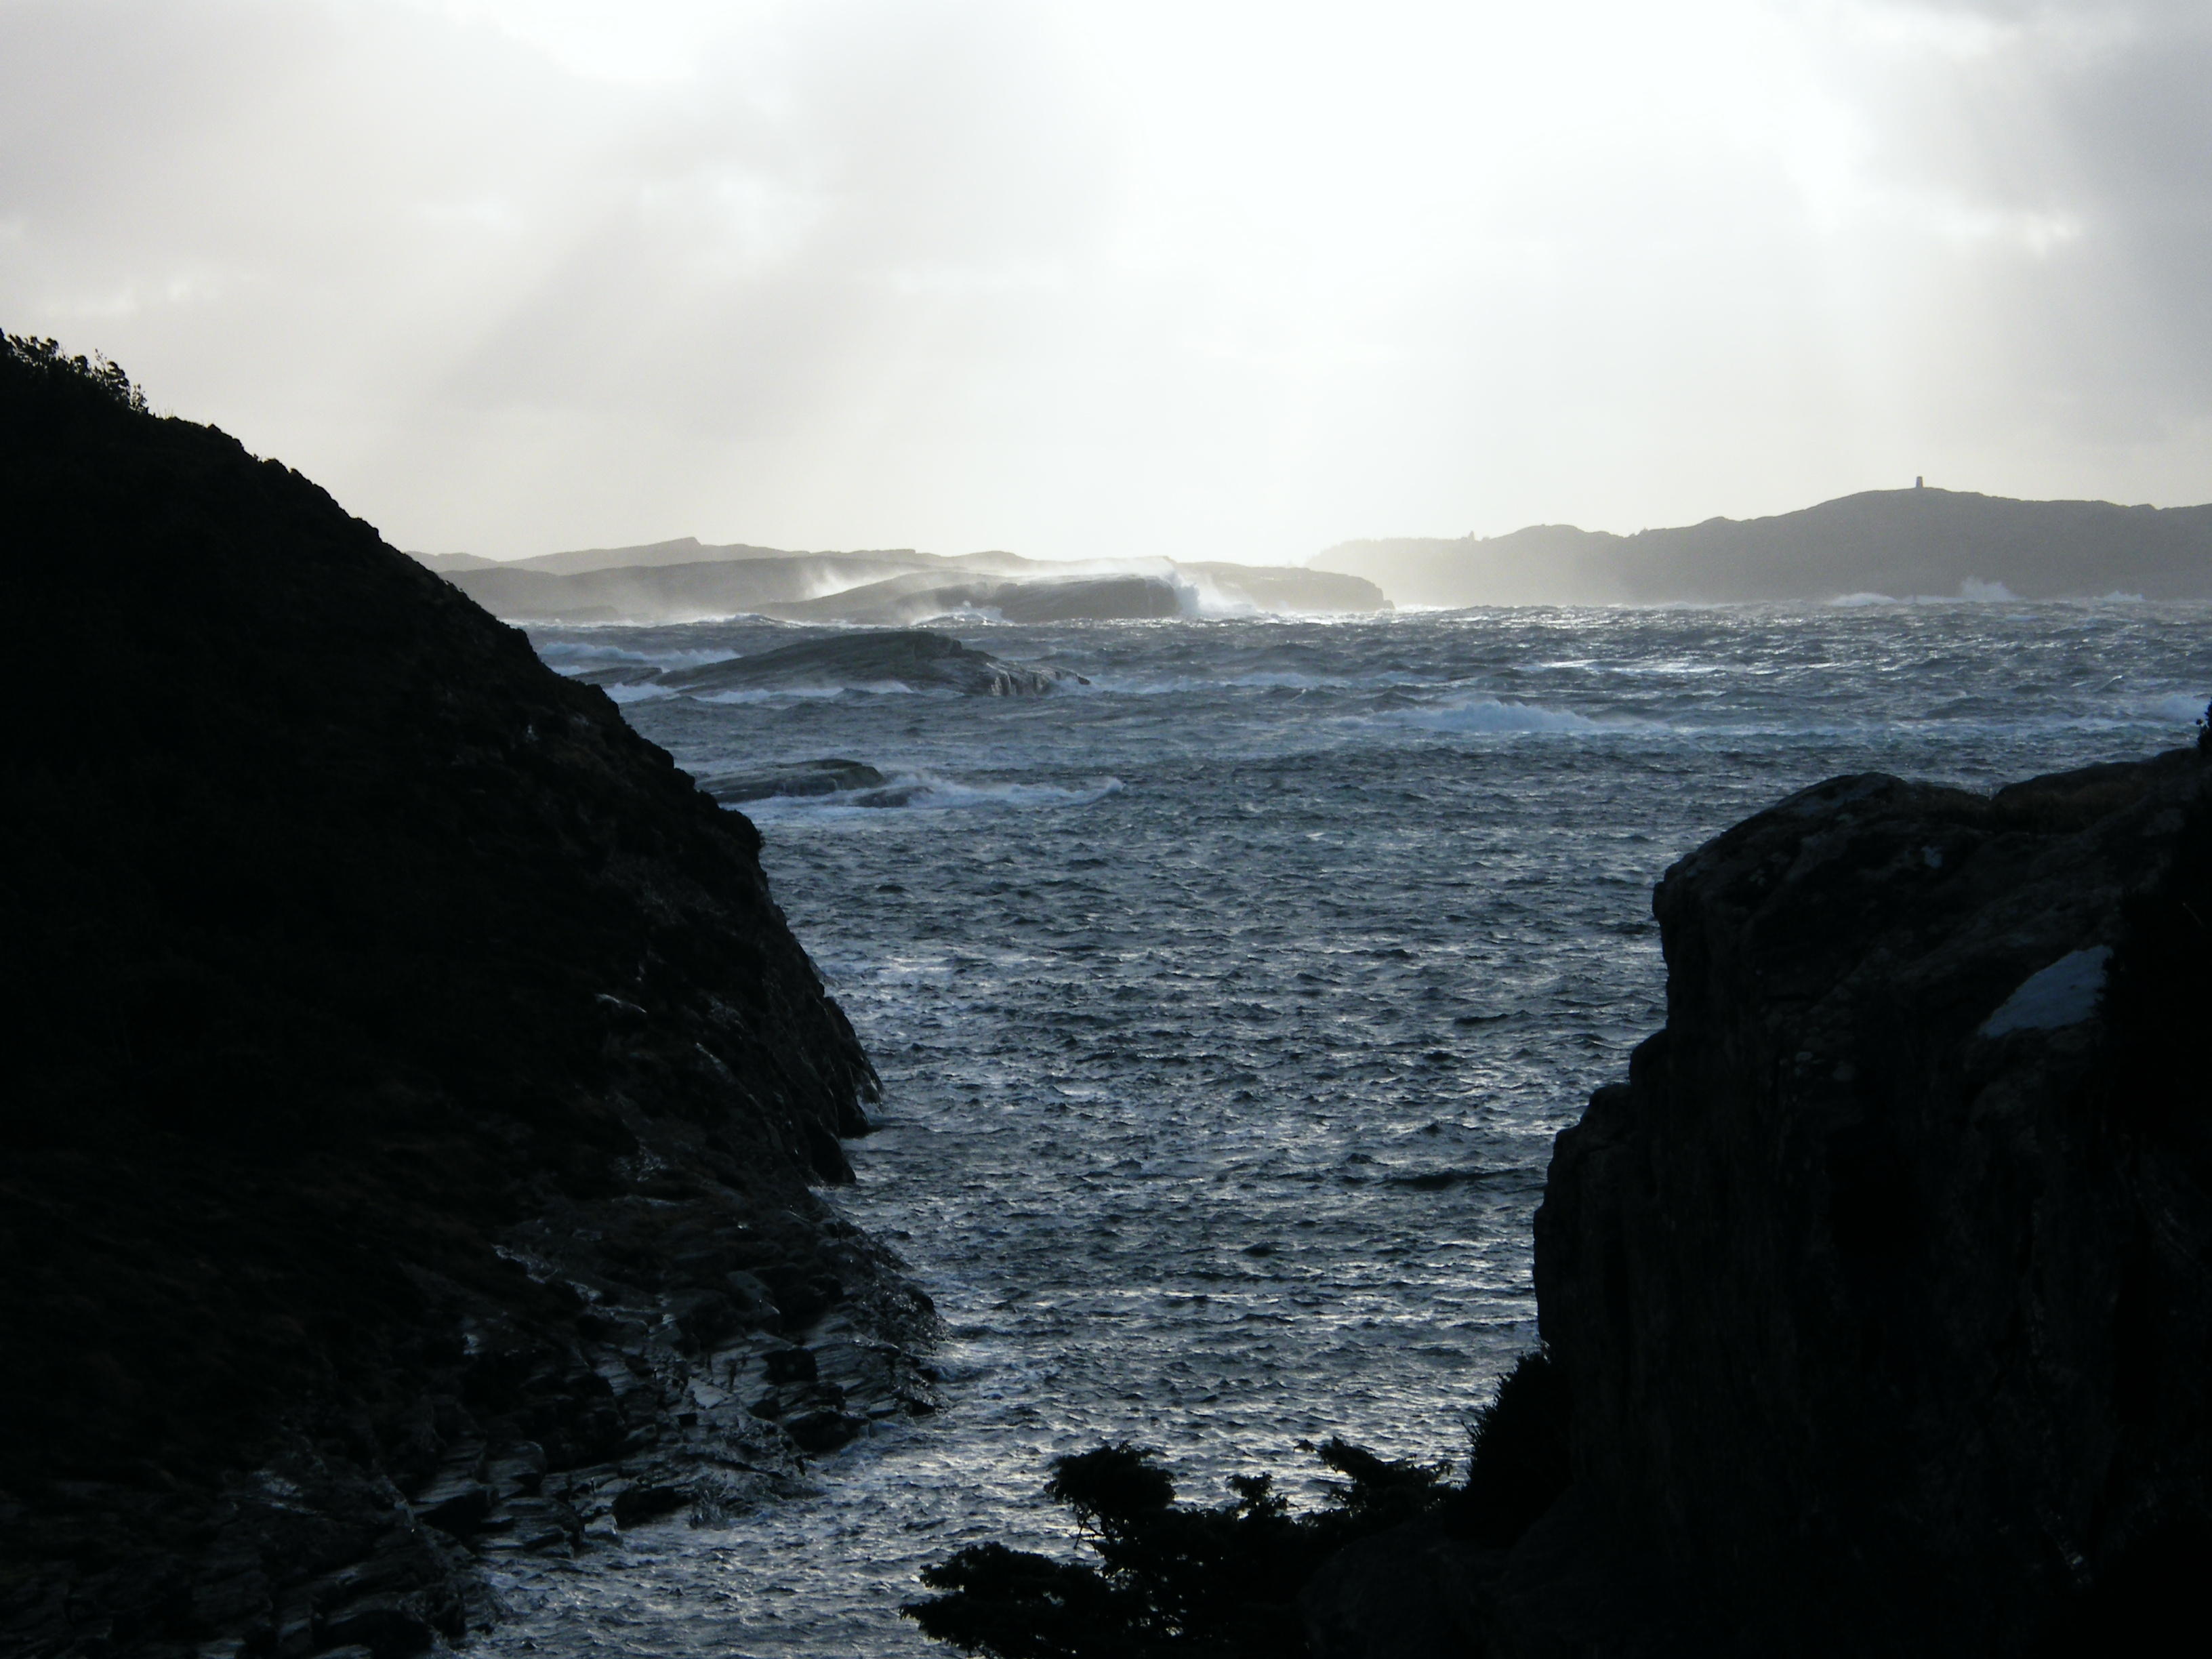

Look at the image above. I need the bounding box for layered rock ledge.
[0,339,933,1657]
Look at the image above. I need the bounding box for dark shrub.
[905,1439,1453,1658]
[1441,1347,1572,1547]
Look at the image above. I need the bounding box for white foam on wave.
[1829,580,2023,606]
[899,776,1125,812]
[1170,572,1263,619]
[540,640,737,669]
[693,680,954,704]
[600,680,678,705]
[1828,582,2127,608]
[1082,669,1368,696]
[1383,696,1604,735]
[741,773,1124,819]
[2150,691,2209,723]
[914,604,1008,626]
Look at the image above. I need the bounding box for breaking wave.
[737,773,1124,818]
[1380,695,1606,735]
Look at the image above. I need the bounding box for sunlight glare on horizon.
[2,0,2207,560]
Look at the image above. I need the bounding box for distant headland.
[411,539,1389,625]
[420,487,2212,623]
[1313,486,2212,606]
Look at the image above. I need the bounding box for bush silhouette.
[905,1353,1567,1656]
[1441,1347,1571,1547]
[906,1439,1451,1658]
[3,331,148,411]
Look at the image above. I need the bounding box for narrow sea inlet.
[480,604,2212,1656]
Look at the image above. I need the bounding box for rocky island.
[0,336,935,1656]
[1318,487,2212,605]
[573,629,1086,699]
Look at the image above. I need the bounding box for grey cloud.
[1827,1,2212,431]
[3,0,2209,558]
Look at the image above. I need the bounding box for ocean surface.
[478,602,2212,1657]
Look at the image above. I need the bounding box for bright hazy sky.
[4,1,2209,561]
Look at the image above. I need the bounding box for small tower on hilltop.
[1915,476,1925,489]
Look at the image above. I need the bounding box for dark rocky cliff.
[0,340,933,1656]
[1521,744,2212,1653]
[1300,743,2211,1658]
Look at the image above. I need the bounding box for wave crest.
[1385,696,1603,735]
[737,773,1124,817]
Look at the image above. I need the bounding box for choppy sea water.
[480,602,2212,1657]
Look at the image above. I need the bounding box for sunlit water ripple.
[479,603,2212,1656]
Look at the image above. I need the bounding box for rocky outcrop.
[1300,743,2212,1658]
[1519,744,2212,1654]
[575,630,1081,699]
[653,630,1085,695]
[0,337,934,1657]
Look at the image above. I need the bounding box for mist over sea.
[480,602,2212,1657]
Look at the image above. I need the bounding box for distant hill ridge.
[1313,486,2212,605]
[411,538,1389,623]
[409,537,962,577]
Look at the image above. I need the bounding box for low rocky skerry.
[650,630,1084,697]
[0,337,935,1658]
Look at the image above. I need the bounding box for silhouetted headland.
[1317,486,2212,605]
[0,335,935,1656]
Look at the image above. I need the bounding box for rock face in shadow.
[1520,747,2212,1654]
[0,340,935,1656]
[1300,747,2212,1658]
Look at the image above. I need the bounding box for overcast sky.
[5,1,2209,561]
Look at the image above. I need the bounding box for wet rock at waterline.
[596,628,1086,697]
[0,336,935,1659]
